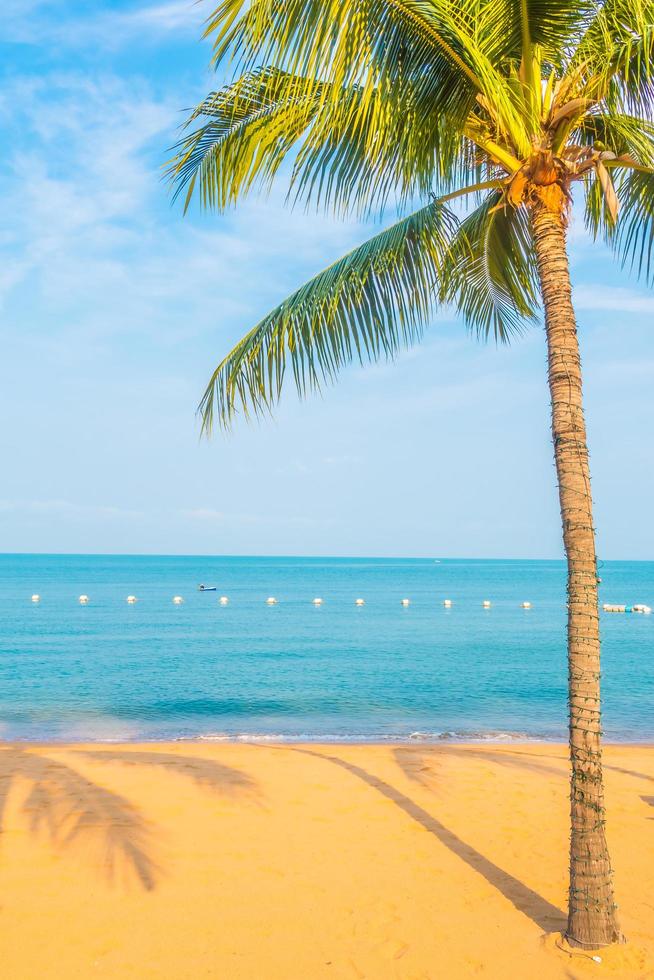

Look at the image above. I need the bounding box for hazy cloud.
[0,0,207,47]
[574,285,654,314]
[0,499,145,519]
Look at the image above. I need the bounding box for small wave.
[409,729,543,742]
[179,728,553,744]
[196,732,285,742]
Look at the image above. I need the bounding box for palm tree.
[168,0,654,949]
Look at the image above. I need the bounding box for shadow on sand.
[395,745,567,786]
[0,746,257,891]
[394,745,654,790]
[294,747,566,934]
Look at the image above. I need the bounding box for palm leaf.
[613,169,654,283]
[575,112,654,165]
[168,68,326,211]
[207,0,531,173]
[169,68,475,217]
[481,0,594,64]
[584,160,654,284]
[440,192,539,340]
[199,202,458,430]
[174,1,654,430]
[565,0,654,112]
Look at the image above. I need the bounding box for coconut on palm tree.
[168,0,654,950]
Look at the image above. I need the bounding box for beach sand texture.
[0,742,652,979]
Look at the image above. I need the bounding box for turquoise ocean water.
[0,554,652,742]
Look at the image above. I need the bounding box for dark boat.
[198,584,217,592]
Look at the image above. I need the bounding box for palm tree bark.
[531,200,621,949]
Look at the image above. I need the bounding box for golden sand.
[0,742,652,979]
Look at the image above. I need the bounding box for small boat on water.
[198,584,217,592]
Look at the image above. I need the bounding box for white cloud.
[65,0,208,49]
[119,0,207,32]
[0,67,354,327]
[0,499,144,519]
[0,0,56,42]
[181,507,262,524]
[574,284,654,314]
[0,0,207,47]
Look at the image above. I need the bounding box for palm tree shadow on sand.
[293,747,566,935]
[0,747,257,892]
[393,745,654,795]
[395,745,568,786]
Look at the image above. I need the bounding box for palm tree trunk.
[530,200,621,949]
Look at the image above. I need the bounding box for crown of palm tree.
[168,0,654,429]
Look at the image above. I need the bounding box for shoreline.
[2,734,653,746]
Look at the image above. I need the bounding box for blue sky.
[0,0,653,559]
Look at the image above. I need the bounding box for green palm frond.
[613,170,654,283]
[171,0,654,431]
[207,0,478,125]
[585,162,654,284]
[575,112,654,165]
[207,0,532,163]
[440,192,539,340]
[565,0,654,111]
[168,69,480,217]
[199,202,458,430]
[167,68,325,212]
[290,92,485,215]
[208,0,478,92]
[481,0,593,64]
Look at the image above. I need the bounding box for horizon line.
[0,552,652,563]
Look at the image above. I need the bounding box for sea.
[0,554,652,743]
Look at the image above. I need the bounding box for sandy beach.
[0,741,652,979]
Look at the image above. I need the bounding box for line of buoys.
[25,595,654,614]
[603,602,652,614]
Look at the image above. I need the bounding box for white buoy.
[126,595,138,604]
[312,597,323,605]
[266,597,278,605]
[355,598,365,606]
[79,595,89,604]
[401,598,410,606]
[172,595,184,605]
[31,594,40,603]
[443,599,452,608]
[482,600,491,608]
[522,601,532,609]
[219,596,229,605]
